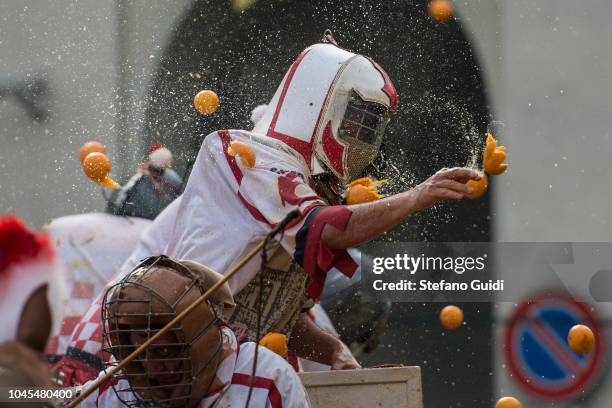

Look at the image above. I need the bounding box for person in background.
[56,33,480,386]
[106,143,183,220]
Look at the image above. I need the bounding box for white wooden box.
[299,367,423,408]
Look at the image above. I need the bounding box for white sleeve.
[273,365,311,408]
[258,346,311,408]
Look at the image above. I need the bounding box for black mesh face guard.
[337,91,391,181]
[101,256,223,408]
[338,91,390,150]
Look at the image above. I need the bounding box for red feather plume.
[0,214,53,276]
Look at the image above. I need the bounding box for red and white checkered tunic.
[44,214,150,358]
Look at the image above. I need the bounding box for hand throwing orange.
[79,141,106,163]
[483,133,508,175]
[465,171,488,199]
[259,332,288,358]
[440,305,463,330]
[345,177,385,204]
[194,90,220,115]
[82,152,120,189]
[495,396,522,408]
[227,141,256,168]
[567,324,595,355]
[428,0,453,23]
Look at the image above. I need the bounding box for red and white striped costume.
[79,327,309,407]
[55,39,396,384]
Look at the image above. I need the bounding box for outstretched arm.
[322,167,481,249]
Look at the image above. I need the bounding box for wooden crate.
[299,367,423,408]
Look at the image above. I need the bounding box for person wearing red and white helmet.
[0,214,66,390]
[106,143,183,220]
[58,32,481,385]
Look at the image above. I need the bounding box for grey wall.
[0,1,192,227]
[460,0,612,243]
[458,1,612,406]
[0,1,118,227]
[497,0,612,243]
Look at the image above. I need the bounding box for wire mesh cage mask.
[338,91,391,181]
[102,256,223,408]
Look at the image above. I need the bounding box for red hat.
[148,143,173,170]
[147,143,165,155]
[0,215,65,344]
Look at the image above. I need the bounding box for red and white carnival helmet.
[0,215,66,349]
[253,32,398,184]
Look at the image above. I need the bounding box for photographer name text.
[370,253,504,292]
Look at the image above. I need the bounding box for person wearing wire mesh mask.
[78,256,309,407]
[57,31,482,384]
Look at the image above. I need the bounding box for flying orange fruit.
[259,332,288,358]
[567,324,595,355]
[227,141,256,168]
[495,396,522,408]
[428,0,454,23]
[483,133,508,176]
[79,141,106,163]
[82,152,120,189]
[345,177,385,204]
[440,305,463,330]
[465,172,488,200]
[194,90,220,115]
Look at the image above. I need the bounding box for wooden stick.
[66,239,267,407]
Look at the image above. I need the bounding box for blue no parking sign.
[504,292,606,401]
